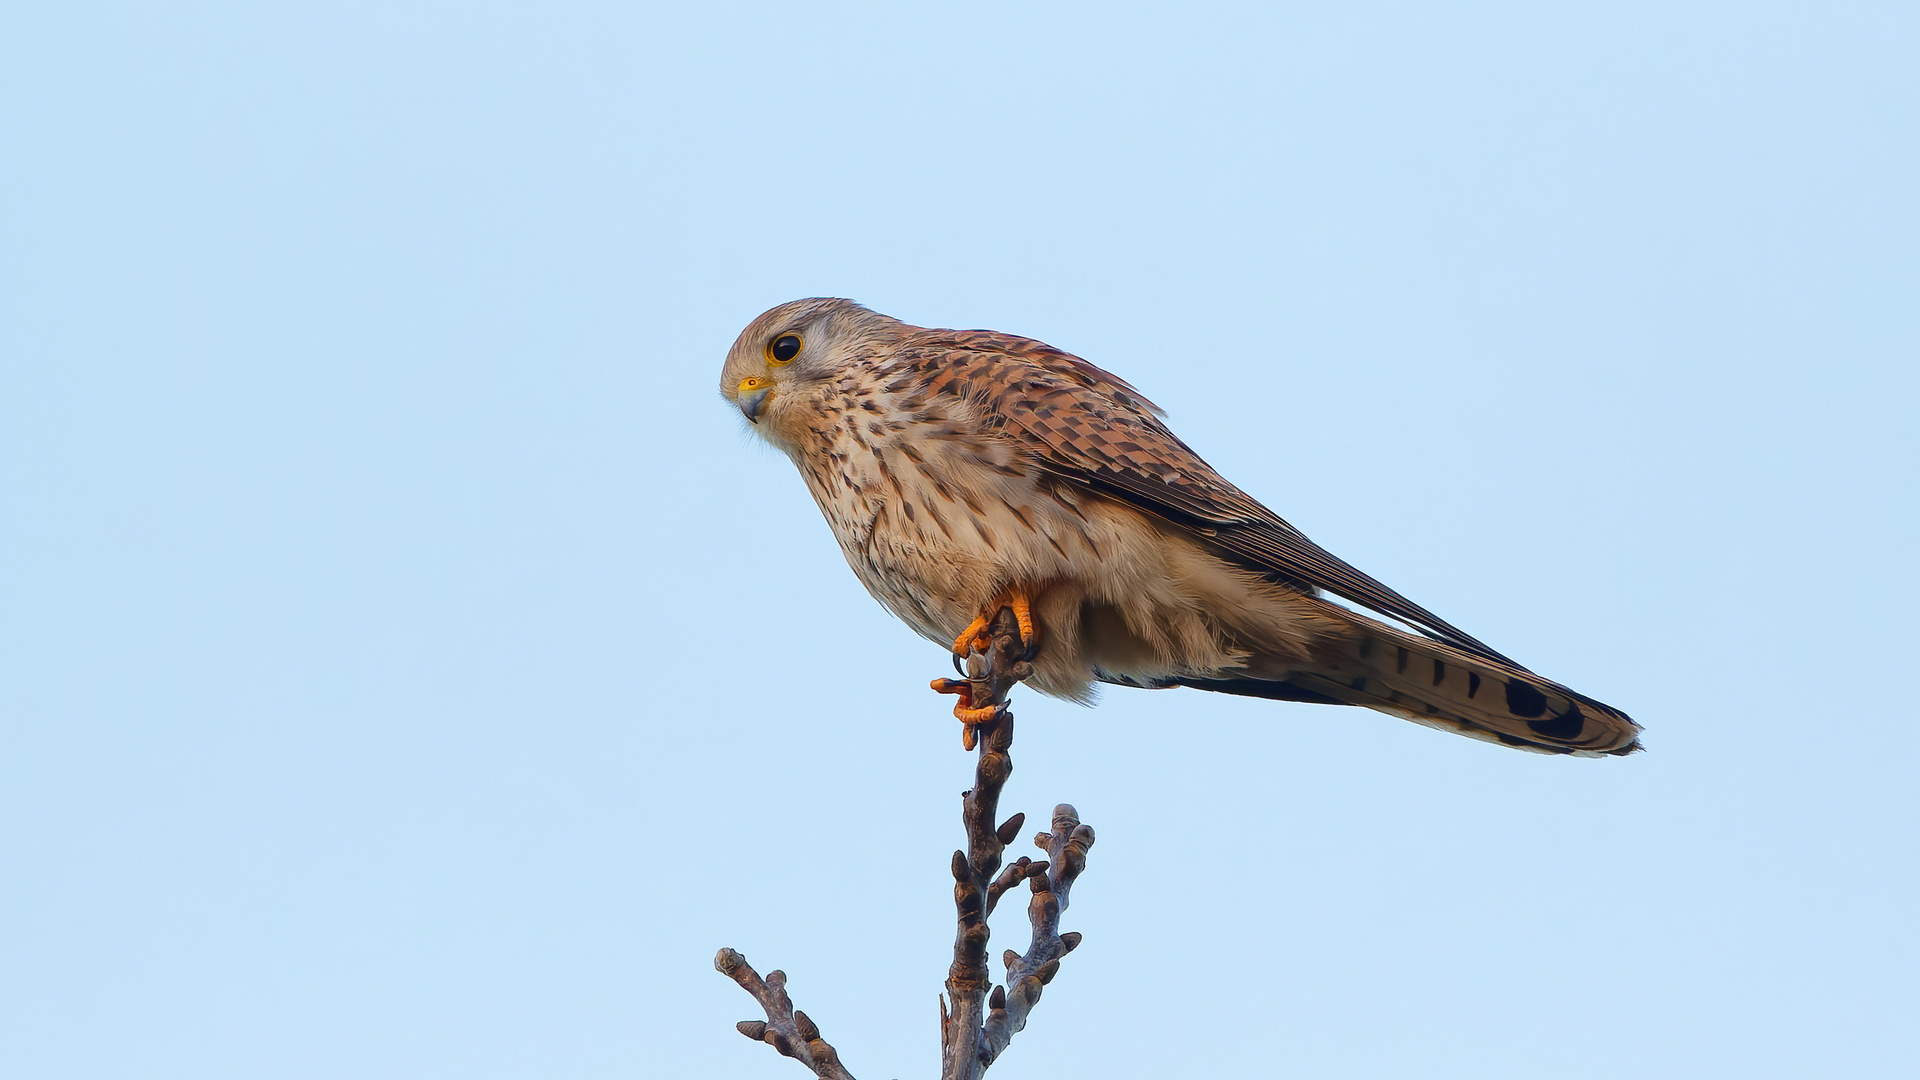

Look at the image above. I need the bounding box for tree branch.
[714,948,858,1080]
[939,609,1095,1080]
[716,605,1094,1080]
[981,804,1094,1067]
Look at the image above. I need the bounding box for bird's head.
[720,298,908,448]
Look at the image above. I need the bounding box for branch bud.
[996,812,1026,845]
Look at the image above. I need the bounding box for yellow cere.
[737,376,767,393]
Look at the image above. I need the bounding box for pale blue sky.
[4,2,1916,1077]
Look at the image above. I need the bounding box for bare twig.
[939,609,1095,1080]
[981,805,1094,1067]
[714,948,858,1080]
[716,606,1094,1080]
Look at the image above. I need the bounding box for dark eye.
[769,334,802,363]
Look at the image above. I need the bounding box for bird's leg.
[949,614,991,662]
[949,587,1040,660]
[930,678,994,751]
[934,598,1037,750]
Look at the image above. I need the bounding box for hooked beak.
[736,381,772,424]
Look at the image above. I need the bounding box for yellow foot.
[948,588,1040,659]
[931,678,1000,750]
[949,614,991,660]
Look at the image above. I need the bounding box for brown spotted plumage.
[720,298,1642,756]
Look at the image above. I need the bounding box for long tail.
[1177,602,1643,756]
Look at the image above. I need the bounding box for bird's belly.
[802,455,1099,647]
[793,421,1311,701]
[840,492,1063,646]
[806,456,1339,705]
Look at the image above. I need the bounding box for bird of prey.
[720,298,1641,756]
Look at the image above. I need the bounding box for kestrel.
[720,298,1641,756]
